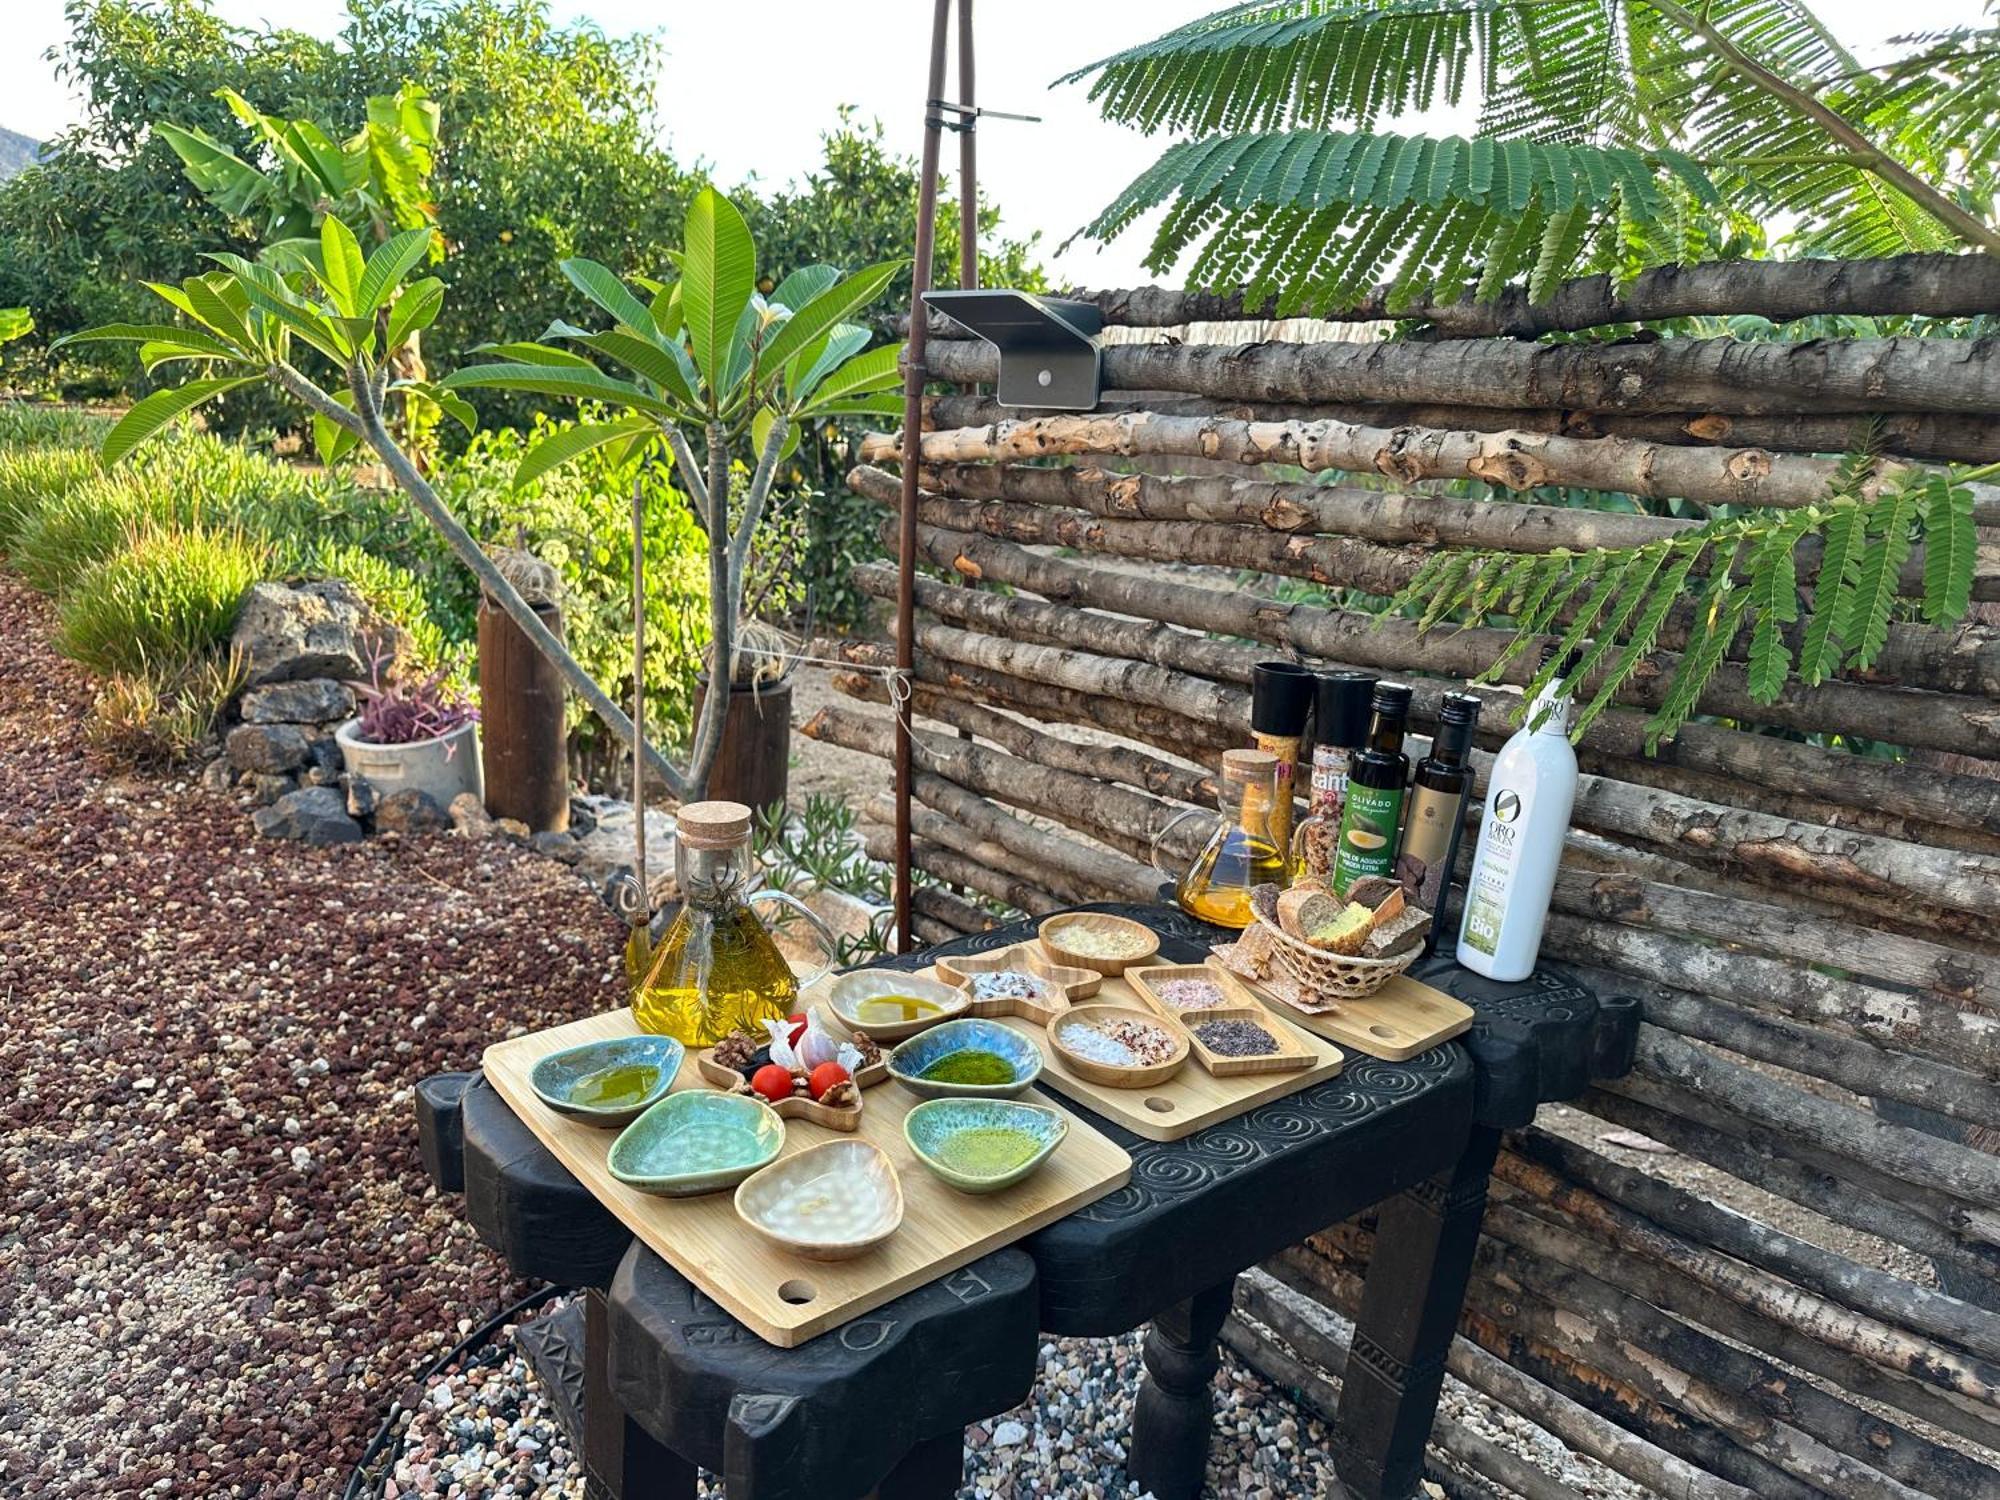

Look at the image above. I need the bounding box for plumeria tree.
[59,181,903,799]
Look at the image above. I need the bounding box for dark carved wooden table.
[415,902,1635,1500]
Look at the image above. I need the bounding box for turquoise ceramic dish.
[606,1089,785,1197]
[903,1097,1068,1194]
[529,1035,684,1127]
[886,1018,1043,1100]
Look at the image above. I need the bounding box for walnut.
[710,1030,761,1074]
[817,1079,860,1111]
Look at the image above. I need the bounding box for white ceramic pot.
[334,717,484,807]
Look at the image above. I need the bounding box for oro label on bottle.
[1460,783,1529,958]
[1332,781,1403,888]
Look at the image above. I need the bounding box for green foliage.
[86,648,248,767]
[57,523,264,673]
[1067,0,2000,313]
[0,443,104,550]
[0,309,31,344]
[12,468,170,592]
[1395,461,1981,750]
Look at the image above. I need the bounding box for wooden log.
[863,795,1127,908]
[877,518,2000,834]
[1577,1084,2000,1287]
[1217,1315,1579,1500]
[859,825,1061,917]
[1555,948,2000,1128]
[1233,1268,1756,1500]
[1633,1028,2000,1208]
[909,460,1995,601]
[1276,1241,1829,1500]
[894,479,2000,701]
[898,778,1160,904]
[911,884,1003,935]
[834,639,1240,758]
[846,526,2000,784]
[861,597,2000,924]
[1541,883,2000,1057]
[920,332,2000,417]
[1510,1128,2000,1366]
[799,703,1205,874]
[1051,256,2000,338]
[919,391,2000,466]
[830,666,1216,807]
[1491,1156,2000,1424]
[1466,1205,2000,1486]
[911,913,959,948]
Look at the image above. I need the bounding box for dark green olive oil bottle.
[1331,682,1413,893]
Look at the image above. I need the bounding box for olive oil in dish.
[1457,650,1580,981]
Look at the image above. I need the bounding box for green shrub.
[58,526,264,674]
[86,648,248,767]
[11,470,175,592]
[0,444,102,550]
[0,404,114,451]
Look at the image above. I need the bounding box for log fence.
[820,255,2000,1496]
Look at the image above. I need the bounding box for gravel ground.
[0,571,627,1498]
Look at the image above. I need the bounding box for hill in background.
[0,128,43,179]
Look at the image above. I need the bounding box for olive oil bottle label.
[1333,782,1403,889]
[1461,782,1528,958]
[1401,785,1466,914]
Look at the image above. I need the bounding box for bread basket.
[1250,909,1422,1001]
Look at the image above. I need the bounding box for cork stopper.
[1221,748,1279,783]
[675,800,753,850]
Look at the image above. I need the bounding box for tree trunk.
[859,824,1063,917]
[920,332,2000,416]
[862,792,1137,907]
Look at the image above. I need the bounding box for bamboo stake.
[919,332,2000,417]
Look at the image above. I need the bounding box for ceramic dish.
[902,1097,1068,1194]
[529,1034,684,1127]
[825,970,970,1042]
[606,1089,785,1197]
[1048,1004,1191,1089]
[886,1017,1044,1099]
[734,1140,904,1261]
[1037,912,1162,977]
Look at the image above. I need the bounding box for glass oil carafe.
[631,800,836,1046]
[1158,748,1291,929]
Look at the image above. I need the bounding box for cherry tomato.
[750,1064,795,1103]
[807,1061,851,1101]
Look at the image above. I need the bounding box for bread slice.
[1306,901,1376,956]
[1276,886,1342,942]
[1367,885,1407,927]
[1363,906,1431,958]
[1342,875,1400,909]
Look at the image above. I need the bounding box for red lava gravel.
[0,572,628,1497]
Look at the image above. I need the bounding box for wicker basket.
[1252,910,1421,1001]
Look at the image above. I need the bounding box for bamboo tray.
[857,965,1344,1142]
[1216,960,1476,1062]
[1125,962,1315,1078]
[483,1009,1132,1347]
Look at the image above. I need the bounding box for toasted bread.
[1308,901,1376,956]
[1276,886,1342,942]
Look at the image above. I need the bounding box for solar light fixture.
[922,289,1103,411]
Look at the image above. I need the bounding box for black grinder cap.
[1313,670,1376,748]
[1251,660,1315,736]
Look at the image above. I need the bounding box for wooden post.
[1331,1129,1502,1499]
[1129,1277,1238,1500]
[582,1288,695,1499]
[477,596,569,831]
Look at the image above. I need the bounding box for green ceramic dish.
[606,1089,784,1197]
[530,1035,684,1127]
[886,1018,1043,1100]
[903,1097,1068,1194]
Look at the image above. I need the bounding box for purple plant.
[353,654,479,750]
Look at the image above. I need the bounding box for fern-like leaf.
[1643,561,1753,752]
[1744,514,1807,703]
[1572,548,1699,738]
[1921,473,1976,627]
[1842,480,1920,671]
[1796,501,1863,685]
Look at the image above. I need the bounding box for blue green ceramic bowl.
[903,1097,1068,1194]
[606,1089,785,1197]
[530,1035,684,1127]
[886,1018,1043,1100]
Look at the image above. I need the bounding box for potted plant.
[335,659,483,807]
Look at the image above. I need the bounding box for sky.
[4,0,1986,289]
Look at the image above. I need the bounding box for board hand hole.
[1367,1024,1396,1039]
[1144,1097,1175,1113]
[778,1279,817,1305]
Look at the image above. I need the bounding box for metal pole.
[957,0,978,292]
[896,0,954,954]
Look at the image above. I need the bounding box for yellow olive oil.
[570,1062,662,1109]
[854,993,946,1024]
[632,903,800,1047]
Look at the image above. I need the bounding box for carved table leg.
[1128,1276,1236,1500]
[869,1428,966,1499]
[584,1289,697,1500]
[1331,1127,1501,1500]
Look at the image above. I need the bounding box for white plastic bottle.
[1456,649,1579,981]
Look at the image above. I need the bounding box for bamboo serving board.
[1233,969,1477,1062]
[483,1009,1132,1348]
[883,966,1345,1143]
